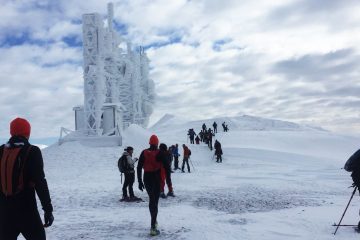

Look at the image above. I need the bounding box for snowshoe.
[129,196,143,202]
[167,191,175,197]
[160,192,167,198]
[150,227,160,236]
[119,196,129,202]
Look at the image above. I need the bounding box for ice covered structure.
[60,3,155,146]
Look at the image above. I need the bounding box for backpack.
[118,154,128,173]
[344,149,360,172]
[0,145,32,197]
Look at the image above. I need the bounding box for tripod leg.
[334,187,358,235]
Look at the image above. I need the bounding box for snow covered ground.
[26,115,360,239]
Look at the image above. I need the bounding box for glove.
[139,182,144,191]
[44,211,54,227]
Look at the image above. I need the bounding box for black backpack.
[118,155,128,173]
[344,149,360,172]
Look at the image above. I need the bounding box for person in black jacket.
[214,140,223,163]
[119,146,140,201]
[0,117,54,240]
[137,135,170,236]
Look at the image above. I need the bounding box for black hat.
[125,146,134,152]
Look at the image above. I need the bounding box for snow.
[25,115,360,239]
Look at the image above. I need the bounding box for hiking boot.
[167,191,175,197]
[150,227,160,236]
[130,196,141,201]
[160,192,167,198]
[120,196,130,202]
[181,170,185,173]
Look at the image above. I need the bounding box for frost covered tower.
[74,3,155,138]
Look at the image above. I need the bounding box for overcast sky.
[0,0,359,139]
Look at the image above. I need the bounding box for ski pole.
[189,157,195,172]
[333,186,357,235]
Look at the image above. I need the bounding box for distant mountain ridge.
[150,114,327,132]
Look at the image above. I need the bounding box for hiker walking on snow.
[214,140,223,163]
[172,144,180,170]
[0,118,54,240]
[187,128,196,144]
[137,135,170,236]
[213,121,217,133]
[202,123,207,131]
[118,146,140,201]
[195,135,200,144]
[208,128,214,151]
[181,144,192,173]
[159,144,175,198]
[222,122,226,132]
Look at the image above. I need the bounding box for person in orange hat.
[137,134,170,236]
[0,118,54,240]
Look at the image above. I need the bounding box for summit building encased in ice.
[71,3,155,142]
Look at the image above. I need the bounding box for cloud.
[1,0,360,139]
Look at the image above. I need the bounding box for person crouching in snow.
[119,146,140,201]
[137,135,170,236]
[0,118,54,240]
[159,143,175,198]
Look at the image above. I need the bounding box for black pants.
[0,208,45,240]
[213,127,217,133]
[122,172,135,198]
[182,157,190,172]
[208,140,213,150]
[216,154,222,162]
[190,137,194,144]
[144,170,161,229]
[174,156,179,169]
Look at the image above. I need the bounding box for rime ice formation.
[73,3,155,137]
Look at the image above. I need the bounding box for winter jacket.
[214,141,223,155]
[121,151,136,173]
[137,146,170,184]
[172,146,179,157]
[0,136,53,213]
[183,146,191,158]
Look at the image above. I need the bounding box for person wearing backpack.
[159,143,174,198]
[0,118,54,240]
[181,144,191,173]
[118,146,140,202]
[137,135,170,236]
[344,149,360,188]
[172,144,180,170]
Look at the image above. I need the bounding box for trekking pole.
[121,173,123,184]
[189,157,195,172]
[333,186,358,235]
[212,154,215,161]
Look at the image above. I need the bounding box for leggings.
[144,170,161,228]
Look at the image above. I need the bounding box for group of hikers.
[187,121,226,163]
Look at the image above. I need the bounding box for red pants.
[160,167,173,192]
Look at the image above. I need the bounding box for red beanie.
[10,117,31,139]
[149,134,159,145]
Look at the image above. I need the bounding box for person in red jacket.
[181,144,191,173]
[137,135,170,236]
[0,118,54,240]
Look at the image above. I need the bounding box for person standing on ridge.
[181,144,191,173]
[0,118,54,240]
[137,135,169,236]
[187,129,196,144]
[213,121,218,133]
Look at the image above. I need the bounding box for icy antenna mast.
[79,2,155,136]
